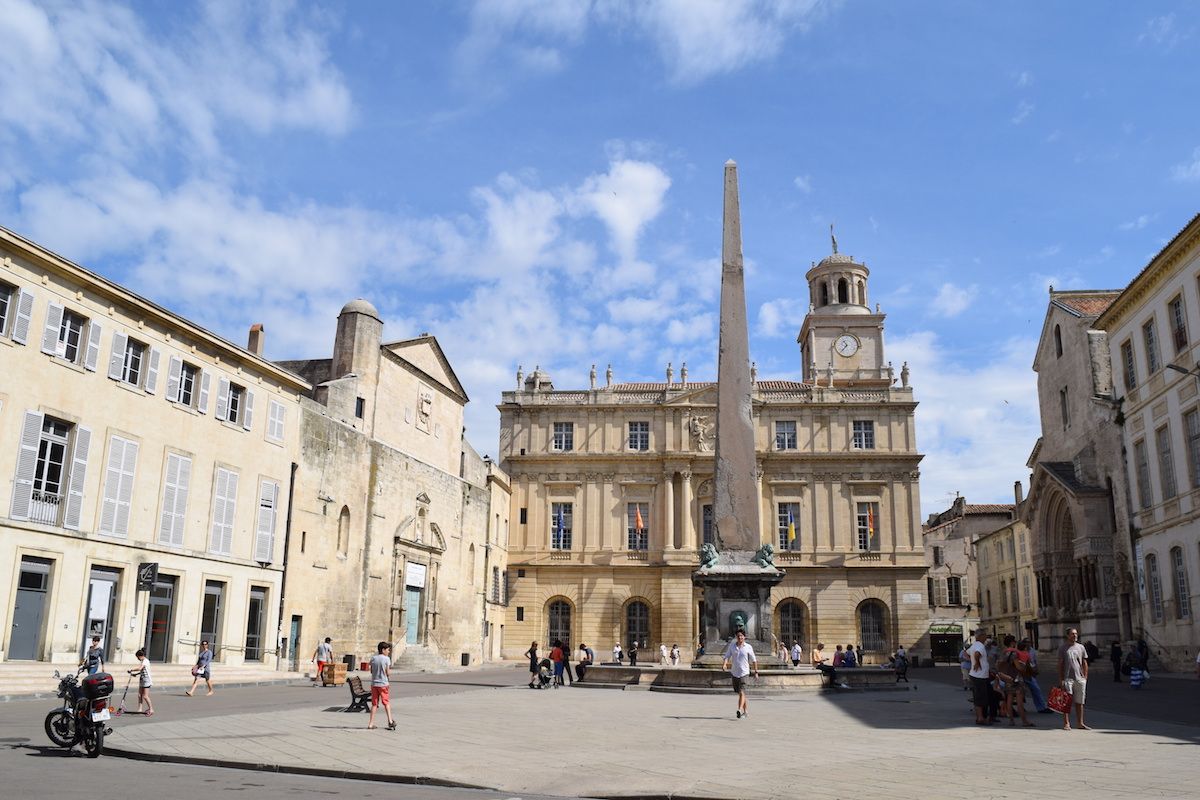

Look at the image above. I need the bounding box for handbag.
[1047,686,1072,714]
[190,665,199,677]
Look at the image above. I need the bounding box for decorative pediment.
[665,386,717,406]
[416,492,432,505]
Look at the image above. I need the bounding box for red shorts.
[371,685,389,706]
[316,661,327,675]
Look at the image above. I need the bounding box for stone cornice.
[1096,213,1200,332]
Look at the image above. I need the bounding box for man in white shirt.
[722,630,759,719]
[968,628,991,725]
[1057,628,1090,730]
[660,643,669,665]
[790,641,803,667]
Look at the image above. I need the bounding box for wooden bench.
[345,675,371,712]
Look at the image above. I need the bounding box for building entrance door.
[548,600,571,651]
[82,567,120,661]
[405,588,422,644]
[245,587,267,661]
[145,575,176,662]
[11,557,52,660]
[930,633,963,663]
[288,615,302,671]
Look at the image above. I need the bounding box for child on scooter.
[129,648,154,715]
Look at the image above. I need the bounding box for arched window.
[1146,554,1163,622]
[547,599,572,650]
[1170,547,1191,619]
[1054,324,1063,358]
[858,600,888,652]
[337,506,350,556]
[857,279,866,306]
[777,600,806,647]
[625,600,650,652]
[837,278,849,304]
[820,282,829,306]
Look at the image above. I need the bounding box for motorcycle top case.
[82,672,114,699]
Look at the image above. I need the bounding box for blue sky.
[2,1,1198,516]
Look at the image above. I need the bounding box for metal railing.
[29,490,63,525]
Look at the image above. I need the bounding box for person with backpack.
[843,644,858,668]
[550,640,566,686]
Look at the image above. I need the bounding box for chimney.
[1013,480,1024,507]
[247,324,265,356]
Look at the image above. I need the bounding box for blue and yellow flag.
[787,508,796,543]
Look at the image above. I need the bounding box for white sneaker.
[840,682,850,689]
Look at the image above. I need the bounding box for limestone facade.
[920,497,1014,660]
[277,310,509,668]
[975,517,1036,643]
[499,245,928,664]
[1096,213,1200,671]
[1023,290,1127,654]
[0,225,306,668]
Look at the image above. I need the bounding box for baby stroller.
[534,658,554,689]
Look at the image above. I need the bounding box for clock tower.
[796,229,890,387]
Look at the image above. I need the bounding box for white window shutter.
[62,426,92,531]
[165,356,182,403]
[115,438,138,535]
[41,302,64,355]
[255,480,278,563]
[215,378,230,421]
[223,471,239,554]
[84,320,102,371]
[108,331,128,380]
[159,454,179,544]
[99,437,123,534]
[12,288,34,344]
[209,468,228,553]
[174,455,192,546]
[242,390,255,431]
[197,372,211,414]
[10,411,44,520]
[144,348,160,394]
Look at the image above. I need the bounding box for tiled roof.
[963,503,1015,514]
[1051,291,1121,318]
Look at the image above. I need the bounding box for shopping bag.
[1047,686,1072,713]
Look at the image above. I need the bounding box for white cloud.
[1015,70,1032,87]
[458,0,830,86]
[572,159,672,264]
[889,331,1040,518]
[665,313,715,344]
[1011,100,1034,125]
[755,298,806,338]
[1118,213,1155,231]
[0,0,353,162]
[1138,13,1188,48]
[793,174,813,193]
[930,283,978,318]
[1171,146,1200,182]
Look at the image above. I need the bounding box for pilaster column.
[680,470,694,550]
[663,470,676,550]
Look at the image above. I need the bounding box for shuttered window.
[255,480,279,563]
[99,435,139,537]
[266,400,286,442]
[209,467,239,555]
[158,453,191,546]
[9,286,35,344]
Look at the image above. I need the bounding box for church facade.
[498,243,929,663]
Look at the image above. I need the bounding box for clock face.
[835,334,859,357]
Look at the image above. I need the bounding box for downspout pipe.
[276,461,299,671]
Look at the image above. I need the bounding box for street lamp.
[1166,364,1200,381]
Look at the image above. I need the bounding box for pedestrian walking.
[968,628,991,726]
[82,634,104,675]
[722,630,758,719]
[367,641,395,730]
[1017,639,1050,713]
[671,643,681,666]
[629,641,639,666]
[128,647,154,716]
[525,641,540,688]
[312,636,333,686]
[660,643,669,665]
[1057,628,1090,730]
[612,642,623,664]
[185,639,215,696]
[790,641,802,667]
[1110,641,1122,682]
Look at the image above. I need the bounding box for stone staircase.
[0,661,305,701]
[391,644,454,674]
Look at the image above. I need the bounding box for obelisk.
[713,160,760,552]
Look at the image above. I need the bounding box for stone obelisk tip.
[725,158,737,167]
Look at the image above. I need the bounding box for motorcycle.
[44,668,113,758]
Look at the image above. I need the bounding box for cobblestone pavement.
[100,668,1200,800]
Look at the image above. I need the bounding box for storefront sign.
[929,623,963,634]
[405,562,427,589]
[137,562,159,591]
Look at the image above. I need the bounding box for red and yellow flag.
[867,505,876,542]
[634,505,645,531]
